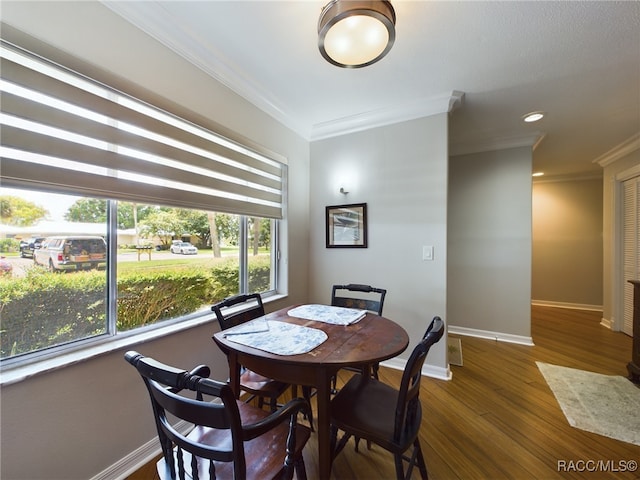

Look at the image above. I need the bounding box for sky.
[1,187,78,222]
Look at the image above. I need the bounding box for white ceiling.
[104,0,640,178]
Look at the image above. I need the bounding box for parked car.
[19,237,45,258]
[170,242,198,255]
[0,256,12,276]
[34,236,107,272]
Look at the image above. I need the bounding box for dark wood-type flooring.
[127,306,640,479]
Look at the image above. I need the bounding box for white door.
[622,176,640,336]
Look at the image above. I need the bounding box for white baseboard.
[448,325,534,346]
[91,437,161,480]
[422,363,452,380]
[381,357,452,381]
[381,356,407,373]
[91,421,191,480]
[600,316,614,329]
[531,300,603,312]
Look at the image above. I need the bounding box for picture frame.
[326,203,368,248]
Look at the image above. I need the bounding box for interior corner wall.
[448,147,532,338]
[0,3,310,480]
[532,178,603,309]
[308,114,449,373]
[602,148,640,327]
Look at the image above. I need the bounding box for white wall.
[309,115,449,376]
[1,3,310,479]
[448,148,532,341]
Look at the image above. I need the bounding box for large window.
[0,40,284,364]
[0,188,277,361]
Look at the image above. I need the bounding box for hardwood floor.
[127,306,640,479]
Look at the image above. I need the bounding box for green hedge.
[0,268,106,357]
[0,258,271,358]
[117,268,213,331]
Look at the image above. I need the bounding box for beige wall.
[1,3,310,479]
[532,178,603,308]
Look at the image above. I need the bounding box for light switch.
[422,245,434,261]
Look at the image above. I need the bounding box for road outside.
[4,250,213,278]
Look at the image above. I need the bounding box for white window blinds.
[623,176,640,336]
[0,40,284,219]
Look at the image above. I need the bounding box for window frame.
[0,194,281,358]
[0,194,284,382]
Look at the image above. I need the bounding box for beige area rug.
[537,362,640,446]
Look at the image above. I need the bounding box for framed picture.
[326,203,368,248]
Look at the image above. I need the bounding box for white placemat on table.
[287,304,367,325]
[224,319,327,355]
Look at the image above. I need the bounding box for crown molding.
[593,133,640,167]
[450,131,544,157]
[103,3,467,142]
[533,172,603,184]
[102,1,306,138]
[310,91,464,141]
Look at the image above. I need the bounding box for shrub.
[0,268,106,357]
[0,238,19,253]
[0,258,273,358]
[117,268,212,331]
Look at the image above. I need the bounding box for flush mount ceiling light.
[318,0,396,68]
[523,111,545,123]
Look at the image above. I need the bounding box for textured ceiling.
[96,1,640,176]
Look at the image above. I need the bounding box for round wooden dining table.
[213,304,409,479]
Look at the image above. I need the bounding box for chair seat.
[212,293,299,416]
[331,375,420,453]
[158,401,311,480]
[240,369,289,397]
[330,317,444,480]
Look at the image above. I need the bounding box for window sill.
[0,293,287,387]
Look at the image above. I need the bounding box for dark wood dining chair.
[331,283,387,389]
[331,283,387,318]
[211,293,290,412]
[330,316,445,480]
[212,293,314,430]
[125,351,311,480]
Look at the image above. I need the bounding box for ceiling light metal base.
[318,0,396,68]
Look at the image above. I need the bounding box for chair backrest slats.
[331,284,387,316]
[212,293,265,330]
[394,316,444,442]
[126,350,310,480]
[125,351,246,477]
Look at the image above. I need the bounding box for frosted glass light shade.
[318,0,396,68]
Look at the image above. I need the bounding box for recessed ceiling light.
[532,172,544,177]
[523,111,545,123]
